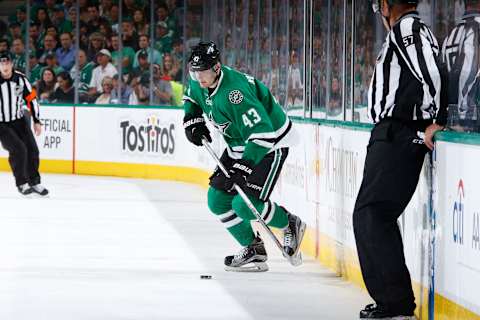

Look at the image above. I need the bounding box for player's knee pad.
[207,187,234,215]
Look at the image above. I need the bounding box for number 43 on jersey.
[242,108,262,128]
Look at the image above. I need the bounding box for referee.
[0,51,48,196]
[353,1,447,319]
[442,0,480,131]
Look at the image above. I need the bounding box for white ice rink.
[0,172,370,320]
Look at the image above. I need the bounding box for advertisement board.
[434,141,480,315]
[75,107,185,166]
[0,106,74,162]
[307,125,369,249]
[271,123,311,225]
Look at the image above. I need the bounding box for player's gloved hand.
[225,159,254,191]
[183,114,212,146]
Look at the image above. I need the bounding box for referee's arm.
[392,18,447,147]
[22,75,41,124]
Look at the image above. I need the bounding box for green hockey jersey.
[183,65,292,164]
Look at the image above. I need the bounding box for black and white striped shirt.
[442,11,480,119]
[368,11,447,125]
[0,70,40,123]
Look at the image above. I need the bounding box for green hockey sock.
[232,195,289,229]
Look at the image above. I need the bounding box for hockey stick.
[202,138,301,266]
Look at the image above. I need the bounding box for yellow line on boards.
[0,158,210,188]
[73,160,211,188]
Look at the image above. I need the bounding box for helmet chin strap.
[208,66,221,89]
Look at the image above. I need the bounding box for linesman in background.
[0,51,49,196]
[442,0,480,132]
[353,1,447,319]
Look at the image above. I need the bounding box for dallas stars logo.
[208,112,232,137]
[229,90,243,104]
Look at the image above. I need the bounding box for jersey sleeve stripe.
[247,118,291,142]
[251,139,274,149]
[182,95,199,105]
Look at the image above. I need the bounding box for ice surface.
[0,173,370,320]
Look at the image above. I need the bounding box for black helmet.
[188,41,220,71]
[371,0,418,13]
[0,51,12,62]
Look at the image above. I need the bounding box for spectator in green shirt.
[29,53,42,84]
[156,3,176,37]
[52,5,73,35]
[9,5,26,32]
[43,53,65,76]
[154,21,172,54]
[110,33,136,74]
[69,49,94,94]
[11,38,26,72]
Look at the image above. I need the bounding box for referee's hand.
[424,123,444,150]
[33,123,42,136]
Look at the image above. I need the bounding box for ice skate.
[17,183,33,196]
[359,304,416,319]
[283,209,306,265]
[224,235,268,272]
[30,184,49,196]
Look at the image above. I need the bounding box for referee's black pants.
[353,119,429,315]
[0,117,41,187]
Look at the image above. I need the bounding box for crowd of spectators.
[0,0,477,130]
[0,0,185,105]
[191,0,304,110]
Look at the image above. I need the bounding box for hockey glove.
[183,114,212,146]
[225,159,254,191]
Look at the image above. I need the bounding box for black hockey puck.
[200,275,212,279]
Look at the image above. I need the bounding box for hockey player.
[182,41,305,272]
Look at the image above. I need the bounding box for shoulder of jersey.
[222,66,255,106]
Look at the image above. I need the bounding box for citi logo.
[452,179,465,245]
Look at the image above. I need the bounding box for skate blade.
[225,262,269,273]
[19,193,34,199]
[30,192,50,198]
[289,252,303,266]
[284,221,306,266]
